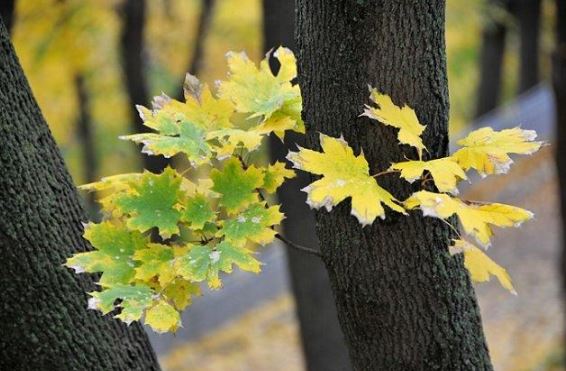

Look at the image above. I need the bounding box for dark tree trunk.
[475,0,509,118]
[175,0,215,101]
[75,74,98,217]
[0,20,160,370]
[515,0,541,93]
[0,0,15,34]
[262,1,352,370]
[553,0,566,362]
[296,2,492,370]
[119,0,168,173]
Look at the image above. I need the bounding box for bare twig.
[275,233,322,258]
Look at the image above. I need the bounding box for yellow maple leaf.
[452,127,542,176]
[362,88,426,158]
[144,301,181,333]
[390,157,467,194]
[450,239,515,294]
[287,134,405,226]
[404,191,533,247]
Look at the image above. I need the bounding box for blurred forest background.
[4,0,565,370]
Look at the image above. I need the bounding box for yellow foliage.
[450,239,515,293]
[404,190,533,247]
[362,88,426,158]
[287,134,406,226]
[390,157,467,194]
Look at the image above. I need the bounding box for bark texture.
[119,0,168,173]
[475,0,509,118]
[0,20,160,370]
[0,0,14,34]
[296,2,492,370]
[262,1,352,370]
[515,0,541,93]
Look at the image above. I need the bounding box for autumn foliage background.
[7,0,564,370]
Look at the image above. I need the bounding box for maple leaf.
[390,157,467,194]
[210,157,263,214]
[450,239,515,293]
[218,47,303,133]
[65,222,147,286]
[79,173,142,213]
[287,133,406,226]
[220,202,284,245]
[404,191,533,247]
[180,193,216,230]
[145,301,182,333]
[162,278,201,311]
[175,241,261,289]
[133,243,177,287]
[362,88,426,158]
[207,128,265,157]
[452,127,542,176]
[120,113,211,164]
[116,168,183,238]
[262,162,295,193]
[88,284,154,324]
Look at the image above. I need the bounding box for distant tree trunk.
[74,74,98,217]
[0,19,160,370]
[475,0,509,118]
[175,0,215,101]
[553,0,566,362]
[119,0,168,173]
[515,0,541,93]
[0,0,15,34]
[262,1,352,371]
[297,1,493,369]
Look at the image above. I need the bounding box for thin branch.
[275,233,322,258]
[371,169,399,178]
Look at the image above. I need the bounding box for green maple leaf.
[220,202,283,245]
[181,193,216,230]
[210,157,263,214]
[116,168,183,238]
[175,241,261,289]
[121,110,211,165]
[66,222,147,286]
[88,283,154,324]
[133,243,177,287]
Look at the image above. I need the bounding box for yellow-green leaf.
[404,191,533,247]
[262,162,295,193]
[287,133,406,226]
[390,157,467,194]
[362,88,426,158]
[145,301,181,333]
[452,127,542,176]
[450,239,515,293]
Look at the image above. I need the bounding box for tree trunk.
[515,0,541,93]
[119,0,168,173]
[296,2,492,370]
[552,0,566,361]
[174,0,215,102]
[0,19,160,370]
[262,1,352,370]
[475,0,509,118]
[75,74,98,218]
[0,0,14,34]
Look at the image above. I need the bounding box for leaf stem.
[371,169,399,178]
[275,233,322,258]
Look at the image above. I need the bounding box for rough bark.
[475,0,509,118]
[0,0,15,34]
[553,0,566,361]
[75,74,98,217]
[119,0,168,173]
[296,2,492,370]
[515,0,541,93]
[262,1,352,370]
[0,19,160,370]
